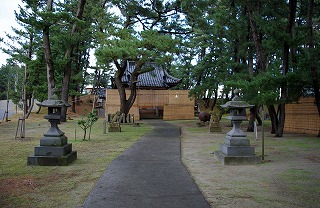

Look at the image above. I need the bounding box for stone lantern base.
[27,125,77,166]
[214,150,261,165]
[214,135,261,165]
[27,142,77,166]
[27,150,77,166]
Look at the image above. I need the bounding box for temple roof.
[121,61,181,89]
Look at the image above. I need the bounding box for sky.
[0,0,100,68]
[0,0,22,66]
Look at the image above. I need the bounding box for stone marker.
[209,111,222,132]
[108,111,123,132]
[108,122,121,132]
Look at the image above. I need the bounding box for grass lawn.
[172,118,320,208]
[1,112,319,208]
[0,112,151,208]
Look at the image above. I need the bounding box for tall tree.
[3,0,95,120]
[60,0,87,122]
[307,0,320,136]
[1,1,47,115]
[42,0,56,98]
[95,0,187,115]
[245,0,299,136]
[276,0,297,137]
[178,0,230,110]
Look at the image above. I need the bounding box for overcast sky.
[0,1,99,68]
[0,0,23,66]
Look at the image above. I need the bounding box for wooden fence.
[284,97,319,135]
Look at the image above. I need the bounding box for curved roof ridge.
[121,61,181,89]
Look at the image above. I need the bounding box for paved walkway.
[82,120,210,208]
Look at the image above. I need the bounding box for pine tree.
[95,0,187,115]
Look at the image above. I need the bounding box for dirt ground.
[176,120,320,208]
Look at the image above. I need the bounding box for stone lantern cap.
[37,93,70,108]
[220,89,253,109]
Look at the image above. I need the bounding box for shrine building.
[105,61,194,121]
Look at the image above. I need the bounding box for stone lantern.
[27,93,77,166]
[214,89,261,165]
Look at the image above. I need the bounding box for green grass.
[278,168,320,207]
[174,118,320,207]
[0,114,151,208]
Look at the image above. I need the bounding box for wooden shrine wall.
[105,89,194,121]
[284,97,319,135]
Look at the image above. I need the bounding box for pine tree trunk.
[247,107,255,132]
[60,0,86,122]
[255,107,262,126]
[43,26,54,99]
[276,103,286,137]
[247,106,261,132]
[267,105,278,134]
[247,0,266,71]
[44,0,55,99]
[218,92,225,121]
[275,0,297,137]
[61,58,72,122]
[114,61,128,115]
[307,0,320,137]
[209,89,218,111]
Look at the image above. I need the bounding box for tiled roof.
[121,61,181,89]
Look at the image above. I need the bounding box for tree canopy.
[0,0,319,136]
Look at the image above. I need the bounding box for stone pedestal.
[108,122,121,132]
[214,118,261,165]
[27,145,77,166]
[214,150,260,165]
